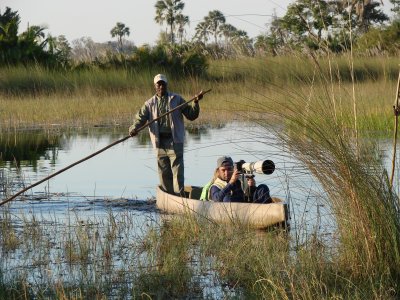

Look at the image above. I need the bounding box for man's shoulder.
[168,92,183,100]
[212,178,229,190]
[210,184,219,190]
[145,95,157,105]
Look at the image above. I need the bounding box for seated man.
[208,156,272,203]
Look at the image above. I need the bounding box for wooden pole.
[0,89,211,207]
[390,69,400,189]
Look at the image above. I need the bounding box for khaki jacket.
[130,92,200,148]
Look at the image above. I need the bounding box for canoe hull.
[156,186,289,229]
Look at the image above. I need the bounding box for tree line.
[0,0,399,73]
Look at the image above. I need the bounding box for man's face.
[217,162,233,182]
[155,80,167,96]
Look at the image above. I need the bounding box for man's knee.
[254,184,272,203]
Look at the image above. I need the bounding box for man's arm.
[210,184,233,202]
[180,96,200,121]
[129,103,150,136]
[210,181,244,202]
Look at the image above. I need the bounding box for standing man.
[129,74,203,196]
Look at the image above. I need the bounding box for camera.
[234,159,275,176]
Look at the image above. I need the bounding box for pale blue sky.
[0,0,297,45]
[1,0,394,46]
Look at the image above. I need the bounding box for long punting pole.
[0,89,211,207]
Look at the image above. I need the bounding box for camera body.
[234,159,275,177]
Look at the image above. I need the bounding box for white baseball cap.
[154,74,168,84]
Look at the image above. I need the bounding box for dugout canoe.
[156,185,289,229]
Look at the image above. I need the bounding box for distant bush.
[355,21,400,56]
[71,44,208,77]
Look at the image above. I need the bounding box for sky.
[1,0,293,45]
[2,0,395,46]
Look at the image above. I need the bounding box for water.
[1,123,301,202]
[3,122,387,297]
[0,122,335,231]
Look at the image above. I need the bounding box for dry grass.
[0,79,395,132]
[0,56,397,131]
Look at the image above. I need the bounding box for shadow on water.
[0,124,227,209]
[0,123,225,167]
[9,192,158,214]
[0,131,60,169]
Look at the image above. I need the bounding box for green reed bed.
[0,204,259,299]
[208,55,399,84]
[0,56,397,96]
[0,207,397,299]
[0,56,398,132]
[155,215,392,299]
[0,65,153,96]
[0,206,154,299]
[249,67,400,295]
[0,78,396,132]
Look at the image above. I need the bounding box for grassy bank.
[0,56,398,132]
[0,79,395,132]
[0,56,397,95]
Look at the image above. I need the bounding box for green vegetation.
[0,51,399,297]
[0,56,397,132]
[0,188,398,299]
[0,7,70,68]
[110,22,130,52]
[1,1,400,298]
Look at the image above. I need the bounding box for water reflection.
[0,131,60,170]
[0,124,225,166]
[0,124,232,204]
[0,122,332,238]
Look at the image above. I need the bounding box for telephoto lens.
[241,160,275,175]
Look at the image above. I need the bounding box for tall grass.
[2,206,397,298]
[0,56,397,131]
[249,57,400,289]
[208,55,399,84]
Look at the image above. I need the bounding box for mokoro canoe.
[156,185,289,229]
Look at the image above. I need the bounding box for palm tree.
[175,13,189,46]
[194,21,209,44]
[21,25,46,43]
[0,7,19,44]
[205,10,226,44]
[219,23,237,44]
[154,0,185,45]
[110,22,130,51]
[0,7,20,64]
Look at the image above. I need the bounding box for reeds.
[1,54,400,298]
[250,56,400,293]
[0,190,398,299]
[0,56,397,131]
